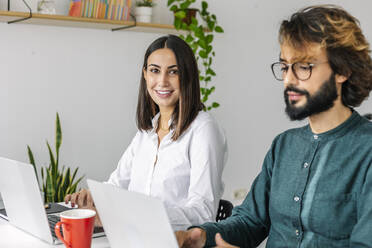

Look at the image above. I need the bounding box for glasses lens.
[272,62,286,81]
[293,63,312,81]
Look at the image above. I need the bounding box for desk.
[0,217,110,248]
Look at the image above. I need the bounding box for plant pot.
[134,6,152,23]
[182,8,197,25]
[37,0,56,15]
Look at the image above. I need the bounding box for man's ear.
[335,73,349,84]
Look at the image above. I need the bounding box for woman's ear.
[143,67,147,81]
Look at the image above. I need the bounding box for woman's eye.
[149,68,159,73]
[169,69,178,75]
[280,65,288,72]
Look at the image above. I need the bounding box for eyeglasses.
[271,61,328,81]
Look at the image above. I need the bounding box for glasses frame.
[271,61,328,81]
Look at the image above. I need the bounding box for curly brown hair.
[279,5,372,107]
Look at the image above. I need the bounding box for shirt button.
[304,162,309,168]
[313,135,319,140]
[295,229,300,236]
[294,196,300,202]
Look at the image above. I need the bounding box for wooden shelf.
[0,10,182,34]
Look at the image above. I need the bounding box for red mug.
[55,209,96,248]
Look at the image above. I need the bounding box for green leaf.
[191,17,198,26]
[199,50,207,58]
[46,168,55,203]
[180,2,191,9]
[206,45,212,54]
[55,113,62,163]
[46,141,57,177]
[210,86,216,92]
[186,34,194,43]
[197,39,206,49]
[27,145,40,187]
[207,106,212,111]
[212,102,220,108]
[181,22,189,30]
[202,1,208,10]
[206,34,213,44]
[206,68,216,76]
[215,25,224,33]
[170,5,178,12]
[174,18,182,29]
[211,14,216,20]
[167,0,176,6]
[174,10,186,19]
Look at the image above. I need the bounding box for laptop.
[0,157,105,244]
[87,179,179,248]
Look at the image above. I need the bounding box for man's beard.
[284,73,338,121]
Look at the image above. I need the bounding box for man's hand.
[176,228,206,248]
[64,189,102,226]
[214,233,239,248]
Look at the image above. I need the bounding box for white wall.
[1,0,372,219]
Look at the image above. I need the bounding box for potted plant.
[168,0,224,111]
[27,113,84,203]
[134,0,154,23]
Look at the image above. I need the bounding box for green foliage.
[136,0,154,7]
[27,113,84,203]
[168,0,224,111]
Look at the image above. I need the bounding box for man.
[177,5,372,248]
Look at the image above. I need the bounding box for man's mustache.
[284,85,309,96]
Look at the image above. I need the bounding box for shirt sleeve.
[195,138,277,247]
[164,120,228,231]
[105,131,140,189]
[350,163,372,247]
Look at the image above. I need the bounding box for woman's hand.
[64,189,102,226]
[175,228,206,248]
[64,188,93,208]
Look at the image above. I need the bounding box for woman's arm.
[166,119,228,230]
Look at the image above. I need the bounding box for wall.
[1,0,372,244]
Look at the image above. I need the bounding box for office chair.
[216,199,234,222]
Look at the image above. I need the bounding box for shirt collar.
[150,112,175,133]
[303,109,362,141]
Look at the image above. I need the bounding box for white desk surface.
[0,215,110,248]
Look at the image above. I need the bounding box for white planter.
[134,7,153,23]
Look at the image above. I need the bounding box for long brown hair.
[136,35,204,140]
[279,5,372,107]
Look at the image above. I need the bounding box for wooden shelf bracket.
[7,0,32,24]
[111,13,136,32]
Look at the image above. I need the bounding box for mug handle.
[55,221,71,248]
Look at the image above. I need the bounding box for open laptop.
[0,157,105,244]
[87,179,179,248]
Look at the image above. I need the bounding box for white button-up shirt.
[106,111,227,230]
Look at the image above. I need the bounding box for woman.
[65,35,227,230]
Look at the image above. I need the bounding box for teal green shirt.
[199,110,372,247]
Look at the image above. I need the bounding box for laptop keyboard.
[47,215,60,239]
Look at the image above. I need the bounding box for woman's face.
[143,48,180,112]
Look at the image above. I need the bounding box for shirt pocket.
[308,192,357,240]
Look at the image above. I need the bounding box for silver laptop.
[87,179,179,248]
[0,157,104,244]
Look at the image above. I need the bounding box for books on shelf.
[68,0,132,21]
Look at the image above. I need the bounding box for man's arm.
[350,164,372,247]
[185,139,277,248]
